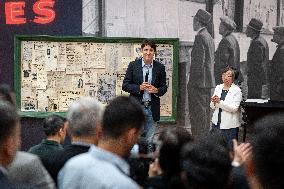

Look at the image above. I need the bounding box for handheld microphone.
[145,71,149,82]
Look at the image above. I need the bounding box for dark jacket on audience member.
[231,166,250,189]
[145,174,184,189]
[44,144,90,184]
[28,139,63,161]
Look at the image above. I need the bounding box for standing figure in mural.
[188,9,215,137]
[246,18,269,99]
[122,39,168,142]
[215,16,243,85]
[270,26,284,101]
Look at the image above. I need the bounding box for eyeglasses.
[222,73,233,77]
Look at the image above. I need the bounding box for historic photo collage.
[20,41,173,116]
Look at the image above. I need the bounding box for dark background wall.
[0,0,82,150]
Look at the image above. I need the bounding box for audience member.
[0,84,54,188]
[246,112,284,189]
[0,101,33,188]
[0,84,16,106]
[128,138,156,187]
[58,96,145,189]
[230,139,251,189]
[145,127,193,189]
[45,97,103,184]
[180,133,231,189]
[7,151,55,189]
[28,115,67,162]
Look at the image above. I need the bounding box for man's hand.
[140,83,158,93]
[140,82,150,91]
[232,139,252,166]
[146,84,158,94]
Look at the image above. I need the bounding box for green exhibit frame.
[14,36,179,123]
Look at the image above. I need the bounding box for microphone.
[145,71,149,82]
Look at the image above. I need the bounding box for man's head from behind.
[43,115,66,143]
[249,112,284,189]
[102,96,145,155]
[158,127,193,177]
[67,97,104,144]
[0,101,20,167]
[181,133,231,189]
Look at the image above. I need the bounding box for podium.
[241,100,284,141]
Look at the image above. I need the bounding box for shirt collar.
[71,141,92,147]
[42,139,61,146]
[89,145,130,175]
[142,58,153,68]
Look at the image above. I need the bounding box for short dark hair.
[181,134,231,189]
[43,115,65,136]
[0,101,19,144]
[221,66,239,81]
[158,127,193,177]
[0,84,15,106]
[102,96,145,138]
[251,111,284,189]
[141,39,157,52]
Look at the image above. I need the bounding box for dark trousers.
[211,123,239,149]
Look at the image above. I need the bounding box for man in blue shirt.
[58,96,145,189]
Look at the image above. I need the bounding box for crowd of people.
[1,8,284,189]
[0,81,284,189]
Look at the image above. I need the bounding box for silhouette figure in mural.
[187,9,215,138]
[270,26,284,101]
[246,18,269,99]
[215,16,243,86]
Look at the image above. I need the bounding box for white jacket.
[210,83,242,129]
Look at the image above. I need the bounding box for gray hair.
[67,97,104,137]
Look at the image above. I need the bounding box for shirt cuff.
[231,161,241,167]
